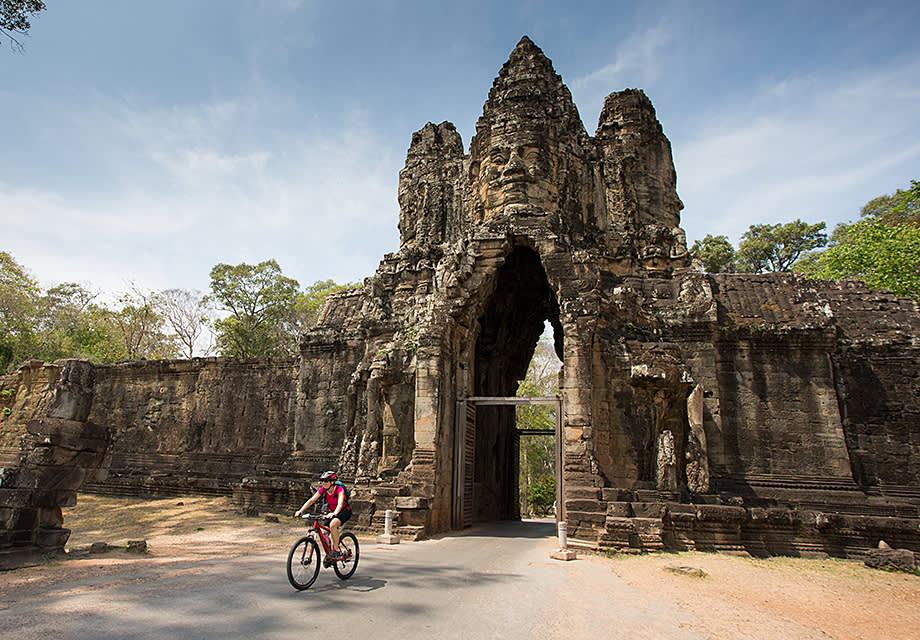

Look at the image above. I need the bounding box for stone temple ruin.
[2,37,919,568]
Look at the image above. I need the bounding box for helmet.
[320,471,337,481]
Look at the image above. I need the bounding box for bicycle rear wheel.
[287,536,321,590]
[332,532,359,579]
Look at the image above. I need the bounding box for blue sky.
[3,0,918,297]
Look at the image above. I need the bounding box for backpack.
[321,480,350,509]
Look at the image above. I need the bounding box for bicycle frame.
[307,517,335,557]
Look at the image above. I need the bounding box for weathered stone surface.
[2,36,918,560]
[0,361,112,570]
[864,548,918,573]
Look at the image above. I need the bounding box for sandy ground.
[2,495,919,639]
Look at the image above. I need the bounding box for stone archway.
[462,245,563,524]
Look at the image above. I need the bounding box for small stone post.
[375,508,401,545]
[551,520,577,561]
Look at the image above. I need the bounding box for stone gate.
[2,36,919,561]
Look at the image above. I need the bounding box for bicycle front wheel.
[332,532,360,580]
[287,536,321,590]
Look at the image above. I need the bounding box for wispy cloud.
[4,94,401,296]
[675,58,920,245]
[571,24,674,93]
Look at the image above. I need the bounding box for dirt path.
[1,495,918,639]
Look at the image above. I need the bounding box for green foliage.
[796,179,920,300]
[517,331,560,517]
[208,260,301,358]
[0,251,40,371]
[1,0,46,51]
[111,288,178,360]
[690,234,736,273]
[0,254,188,371]
[800,218,920,299]
[526,475,556,516]
[859,179,920,227]
[279,279,360,355]
[736,220,827,273]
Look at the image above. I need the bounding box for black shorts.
[331,509,351,525]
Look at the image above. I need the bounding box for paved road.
[1,520,704,639]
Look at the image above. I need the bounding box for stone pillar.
[0,360,112,570]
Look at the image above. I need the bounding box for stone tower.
[6,37,916,557]
[300,36,920,551]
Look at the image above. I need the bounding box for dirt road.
[0,496,917,639]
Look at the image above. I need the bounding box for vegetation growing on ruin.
[0,252,353,372]
[690,178,919,300]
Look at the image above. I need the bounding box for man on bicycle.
[294,471,352,558]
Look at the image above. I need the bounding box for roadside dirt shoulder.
[593,550,920,640]
[2,495,918,640]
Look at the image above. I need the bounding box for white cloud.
[571,23,673,92]
[4,95,401,297]
[675,59,920,246]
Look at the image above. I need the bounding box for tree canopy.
[735,220,827,273]
[208,260,301,358]
[690,235,736,273]
[796,179,920,300]
[1,0,45,51]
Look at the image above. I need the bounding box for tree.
[516,330,561,517]
[33,282,119,364]
[1,0,46,52]
[859,179,920,228]
[690,234,736,273]
[0,251,40,371]
[795,179,920,300]
[158,289,213,358]
[736,220,827,273]
[274,279,358,355]
[208,260,301,358]
[300,279,356,327]
[800,218,920,300]
[111,287,178,360]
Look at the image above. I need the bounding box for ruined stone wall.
[1,361,112,570]
[81,357,301,496]
[4,37,918,557]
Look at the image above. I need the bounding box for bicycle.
[287,513,360,590]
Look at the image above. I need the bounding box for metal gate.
[452,395,563,529]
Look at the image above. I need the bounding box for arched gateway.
[4,38,918,565]
[295,37,920,555]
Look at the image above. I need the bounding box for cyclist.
[294,471,351,558]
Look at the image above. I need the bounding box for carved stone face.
[475,133,558,216]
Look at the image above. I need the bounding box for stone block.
[395,496,428,510]
[565,499,603,513]
[551,548,577,561]
[696,505,748,523]
[631,502,667,519]
[606,502,633,517]
[25,419,110,450]
[602,488,636,502]
[34,527,70,549]
[126,540,148,553]
[864,548,918,573]
[605,516,637,532]
[565,485,601,499]
[372,486,409,497]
